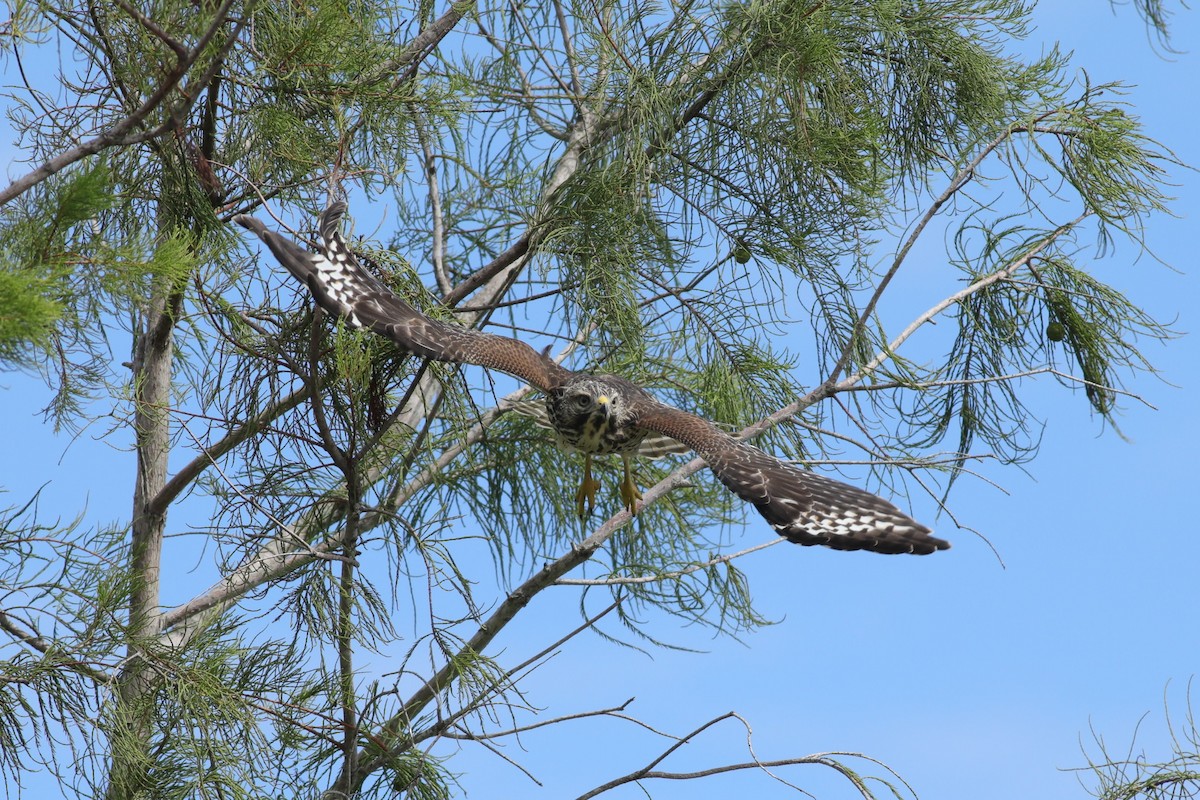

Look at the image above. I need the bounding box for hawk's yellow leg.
[619,454,642,516]
[575,454,602,518]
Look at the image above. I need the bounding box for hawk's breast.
[552,406,648,456]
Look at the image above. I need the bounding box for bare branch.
[414,114,452,296]
[573,710,908,800]
[146,388,310,520]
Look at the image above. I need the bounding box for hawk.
[235,204,950,555]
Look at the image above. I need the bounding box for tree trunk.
[105,277,181,799]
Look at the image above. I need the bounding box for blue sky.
[3,4,1199,800]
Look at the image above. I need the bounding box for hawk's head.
[546,376,648,455]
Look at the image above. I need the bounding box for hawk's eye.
[569,393,591,409]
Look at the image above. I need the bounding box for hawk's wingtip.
[232,214,267,237]
[320,202,349,230]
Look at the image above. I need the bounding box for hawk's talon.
[619,474,642,516]
[619,455,642,516]
[575,455,601,518]
[575,475,601,518]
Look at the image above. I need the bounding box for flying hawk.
[235,203,949,555]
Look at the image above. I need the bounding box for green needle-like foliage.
[0,1,1182,798]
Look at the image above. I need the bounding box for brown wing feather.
[630,399,949,555]
[235,203,570,393]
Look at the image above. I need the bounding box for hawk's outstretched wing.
[234,203,570,393]
[631,400,949,555]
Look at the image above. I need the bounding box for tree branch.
[0,0,246,207]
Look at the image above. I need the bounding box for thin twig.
[555,539,782,586]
